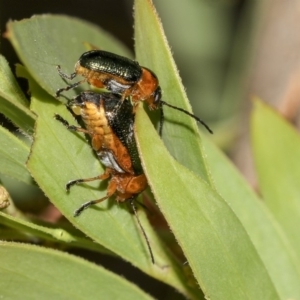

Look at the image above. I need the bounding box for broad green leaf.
[203,135,300,299]
[0,242,154,300]
[134,0,213,185]
[0,125,32,184]
[135,106,279,300]
[135,1,300,299]
[6,15,132,99]
[0,212,112,255]
[23,53,201,299]
[0,55,35,134]
[252,99,300,257]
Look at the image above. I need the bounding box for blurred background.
[1,0,300,298]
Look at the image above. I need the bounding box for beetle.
[56,50,213,135]
[55,91,154,263]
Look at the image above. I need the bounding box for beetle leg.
[66,169,111,192]
[55,79,86,97]
[73,194,110,217]
[73,173,117,217]
[54,114,89,134]
[56,65,86,97]
[57,65,77,80]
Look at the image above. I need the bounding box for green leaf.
[9,16,202,298]
[252,99,300,258]
[134,0,213,185]
[135,1,300,299]
[0,125,32,184]
[0,55,35,134]
[0,242,154,300]
[203,134,300,299]
[135,106,279,300]
[0,212,112,255]
[6,15,133,99]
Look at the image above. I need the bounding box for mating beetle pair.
[56,50,213,135]
[55,50,212,264]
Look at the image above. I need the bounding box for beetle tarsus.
[54,114,69,126]
[74,200,96,217]
[66,179,84,192]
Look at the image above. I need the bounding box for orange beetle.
[55,91,154,263]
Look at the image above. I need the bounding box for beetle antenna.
[160,100,213,134]
[130,198,155,264]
